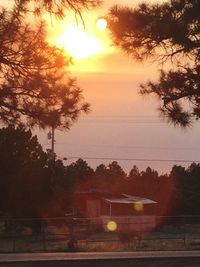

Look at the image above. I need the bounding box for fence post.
[12,220,16,253]
[42,220,46,251]
[183,216,186,248]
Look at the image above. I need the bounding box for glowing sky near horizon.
[42,0,200,173]
[1,0,199,173]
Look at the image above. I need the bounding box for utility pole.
[51,125,55,153]
[47,126,55,154]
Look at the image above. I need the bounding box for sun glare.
[47,12,114,71]
[55,25,103,60]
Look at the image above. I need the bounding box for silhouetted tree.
[169,165,187,215]
[90,164,108,191]
[126,165,140,194]
[170,163,200,215]
[108,0,200,126]
[72,161,127,193]
[0,125,77,221]
[17,0,100,18]
[43,157,72,217]
[95,164,107,176]
[0,126,52,218]
[129,165,140,179]
[106,161,127,193]
[65,159,94,192]
[0,0,97,128]
[185,163,200,215]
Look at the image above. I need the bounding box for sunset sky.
[35,0,200,174]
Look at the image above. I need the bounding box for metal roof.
[103,194,157,204]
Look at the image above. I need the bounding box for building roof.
[78,190,157,204]
[103,194,157,204]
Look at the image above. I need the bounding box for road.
[1,251,200,266]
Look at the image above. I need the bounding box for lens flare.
[107,220,117,231]
[97,18,107,31]
[134,201,143,212]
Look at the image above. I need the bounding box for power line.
[84,115,158,118]
[54,142,200,151]
[77,117,200,125]
[78,122,197,124]
[64,156,200,163]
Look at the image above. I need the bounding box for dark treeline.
[66,160,200,218]
[0,126,200,223]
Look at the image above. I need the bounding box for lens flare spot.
[97,18,107,31]
[107,221,117,231]
[134,201,143,212]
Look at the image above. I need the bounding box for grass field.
[0,229,200,252]
[1,220,200,253]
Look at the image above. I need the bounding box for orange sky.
[46,0,162,74]
[3,0,199,173]
[36,0,200,174]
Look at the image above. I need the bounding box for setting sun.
[47,11,114,71]
[55,24,103,60]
